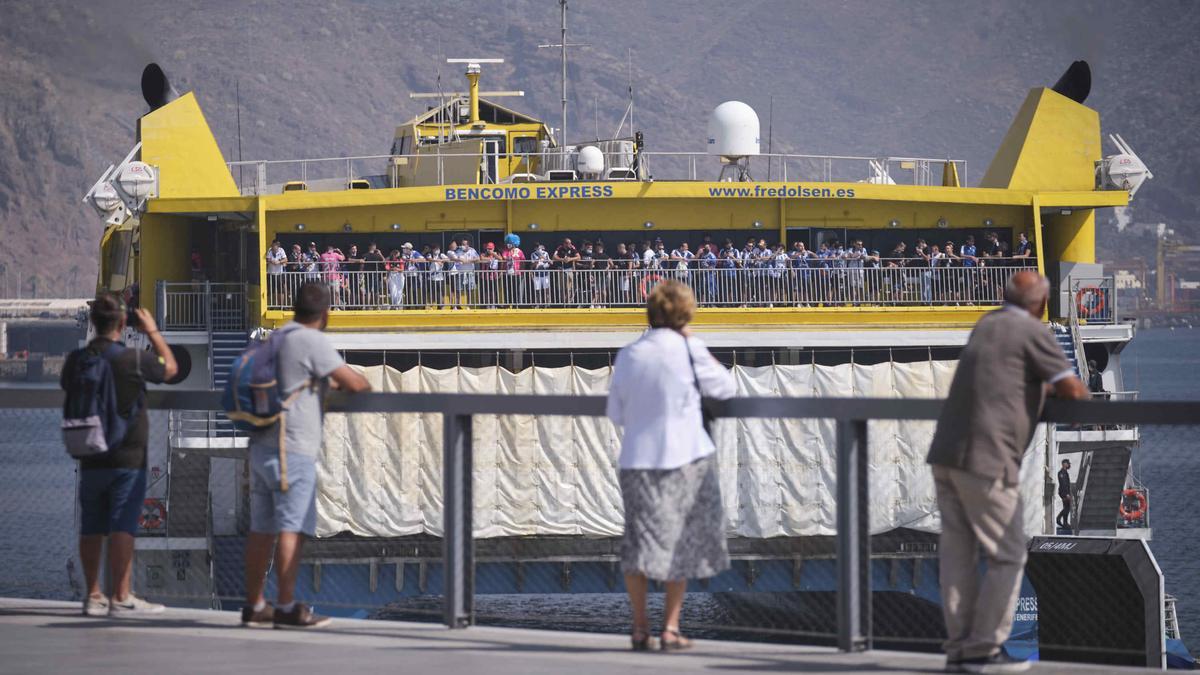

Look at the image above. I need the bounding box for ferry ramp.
[0,598,1147,675]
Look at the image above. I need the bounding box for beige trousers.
[933,465,1029,661]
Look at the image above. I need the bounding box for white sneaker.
[108,594,166,617]
[82,594,109,617]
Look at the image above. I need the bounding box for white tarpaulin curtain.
[315,360,1047,539]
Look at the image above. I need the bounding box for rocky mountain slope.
[1,0,1197,296]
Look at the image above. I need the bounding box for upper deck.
[95,62,1136,336]
[139,166,1123,334]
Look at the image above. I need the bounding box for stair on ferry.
[209,331,249,438]
[210,332,249,389]
[1052,324,1084,379]
[1075,446,1132,534]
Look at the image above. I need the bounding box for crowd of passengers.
[264,231,1036,309]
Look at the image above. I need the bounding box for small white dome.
[575,145,605,175]
[706,101,760,157]
[117,161,156,200]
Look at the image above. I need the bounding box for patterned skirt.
[618,454,730,581]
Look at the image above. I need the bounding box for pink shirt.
[502,247,526,273]
[320,251,344,281]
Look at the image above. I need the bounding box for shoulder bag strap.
[679,331,715,440]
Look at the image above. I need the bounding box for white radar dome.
[117,161,156,201]
[707,101,760,157]
[91,182,122,214]
[575,145,605,175]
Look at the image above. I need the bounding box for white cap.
[402,242,413,249]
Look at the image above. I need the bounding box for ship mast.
[538,0,587,149]
[559,0,566,147]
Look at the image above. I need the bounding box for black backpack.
[61,342,142,458]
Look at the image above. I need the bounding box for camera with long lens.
[123,284,141,330]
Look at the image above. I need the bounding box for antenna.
[235,79,244,189]
[766,95,774,181]
[538,0,589,148]
[628,48,634,137]
[610,49,636,140]
[410,57,522,130]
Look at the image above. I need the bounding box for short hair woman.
[606,280,737,651]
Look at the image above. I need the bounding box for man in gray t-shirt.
[242,282,370,630]
[926,271,1087,671]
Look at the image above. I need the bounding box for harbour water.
[0,328,1196,643]
[1118,328,1200,637]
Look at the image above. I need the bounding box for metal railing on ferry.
[1070,276,1118,325]
[155,281,247,331]
[261,261,1029,311]
[226,150,967,195]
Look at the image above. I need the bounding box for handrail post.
[155,280,166,330]
[442,412,474,628]
[836,418,871,652]
[203,280,212,334]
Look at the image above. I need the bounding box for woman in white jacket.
[606,280,737,651]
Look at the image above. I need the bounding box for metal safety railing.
[1071,277,1118,325]
[262,263,1028,311]
[1,387,1195,655]
[226,150,967,195]
[156,281,247,331]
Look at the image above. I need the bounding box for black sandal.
[631,627,652,651]
[660,627,693,652]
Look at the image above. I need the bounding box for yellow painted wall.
[137,214,195,317]
[260,192,1029,240]
[981,88,1102,192]
[1041,209,1096,264]
[139,93,239,198]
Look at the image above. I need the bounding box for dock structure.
[0,598,1146,675]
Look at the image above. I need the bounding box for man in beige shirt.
[927,271,1088,673]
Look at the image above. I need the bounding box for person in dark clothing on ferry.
[1087,360,1107,398]
[1056,459,1073,531]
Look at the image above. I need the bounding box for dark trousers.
[1056,494,1072,529]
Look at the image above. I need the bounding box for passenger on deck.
[480,242,500,308]
[1013,232,1034,265]
[343,244,364,308]
[428,244,449,309]
[614,242,637,305]
[288,243,305,273]
[591,241,612,307]
[1056,459,1073,531]
[363,243,386,308]
[501,235,526,307]
[606,280,736,652]
[265,240,288,307]
[190,247,205,282]
[530,243,551,307]
[320,245,345,306]
[304,243,321,283]
[385,247,406,307]
[926,270,1088,672]
[1087,360,1108,399]
[405,244,425,306]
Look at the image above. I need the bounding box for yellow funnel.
[941,161,960,187]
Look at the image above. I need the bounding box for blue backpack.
[222,326,300,433]
[61,342,142,458]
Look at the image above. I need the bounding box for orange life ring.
[639,273,665,299]
[139,498,166,530]
[1118,489,1146,522]
[1076,286,1106,318]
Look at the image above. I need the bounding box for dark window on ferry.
[513,136,539,156]
[107,230,132,278]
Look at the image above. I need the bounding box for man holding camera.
[68,292,178,617]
